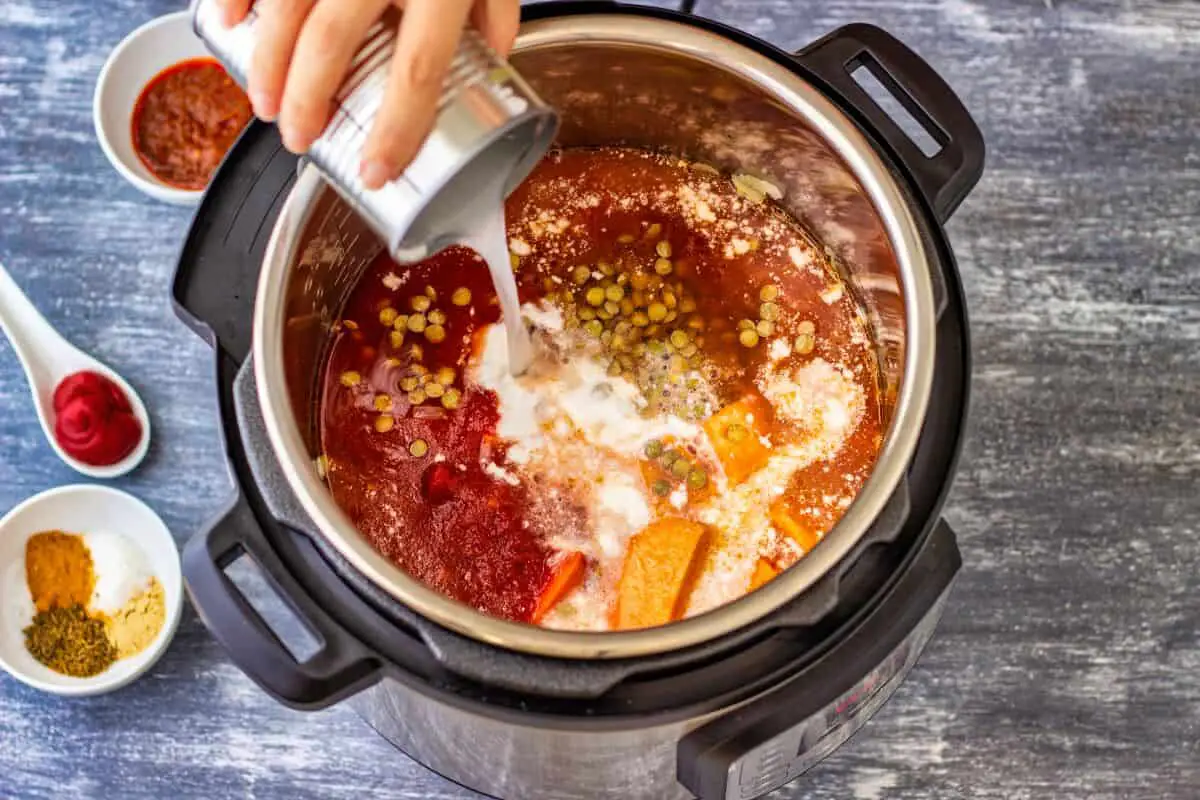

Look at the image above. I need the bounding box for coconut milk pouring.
[191,0,556,374]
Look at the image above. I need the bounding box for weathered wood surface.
[1,0,1197,798]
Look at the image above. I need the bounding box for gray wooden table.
[1,0,1197,797]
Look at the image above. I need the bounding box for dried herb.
[23,604,116,677]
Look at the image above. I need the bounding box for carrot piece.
[612,518,709,630]
[770,499,820,553]
[532,551,586,624]
[702,395,773,485]
[749,558,779,591]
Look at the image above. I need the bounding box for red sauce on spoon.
[52,371,142,467]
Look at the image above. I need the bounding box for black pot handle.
[795,23,985,223]
[183,491,383,710]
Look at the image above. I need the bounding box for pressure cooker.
[172,3,983,798]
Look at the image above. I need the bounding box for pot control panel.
[678,520,960,800]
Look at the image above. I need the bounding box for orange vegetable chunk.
[702,395,773,485]
[532,551,586,624]
[749,558,779,591]
[612,518,709,630]
[770,499,820,553]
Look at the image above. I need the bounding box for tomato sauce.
[131,58,252,191]
[317,148,884,626]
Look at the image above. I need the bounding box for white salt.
[83,530,152,614]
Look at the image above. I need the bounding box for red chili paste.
[131,58,252,191]
[53,371,142,467]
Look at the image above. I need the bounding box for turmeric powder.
[25,531,95,612]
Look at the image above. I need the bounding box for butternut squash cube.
[702,395,773,485]
[749,558,779,591]
[769,499,820,553]
[612,518,709,630]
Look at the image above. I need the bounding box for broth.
[317,148,883,630]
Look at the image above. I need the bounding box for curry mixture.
[317,148,883,630]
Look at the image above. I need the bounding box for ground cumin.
[25,531,94,612]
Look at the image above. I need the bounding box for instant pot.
[173,3,983,798]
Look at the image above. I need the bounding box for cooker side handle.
[183,492,383,710]
[794,24,985,223]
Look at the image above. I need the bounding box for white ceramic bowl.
[93,10,213,205]
[0,485,184,696]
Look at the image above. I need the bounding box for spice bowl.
[93,10,211,205]
[0,485,183,696]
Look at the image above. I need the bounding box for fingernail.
[360,159,390,190]
[280,125,308,154]
[249,90,276,122]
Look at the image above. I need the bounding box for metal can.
[191,0,559,262]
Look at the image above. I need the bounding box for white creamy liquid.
[460,198,534,375]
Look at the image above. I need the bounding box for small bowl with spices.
[93,10,253,205]
[0,484,183,696]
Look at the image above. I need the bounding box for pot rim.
[252,13,936,660]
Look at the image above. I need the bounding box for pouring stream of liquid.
[462,200,534,376]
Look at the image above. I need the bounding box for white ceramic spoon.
[0,262,150,479]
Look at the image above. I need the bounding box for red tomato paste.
[53,371,142,467]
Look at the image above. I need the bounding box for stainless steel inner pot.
[252,14,936,660]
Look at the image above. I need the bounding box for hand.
[217,0,521,190]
